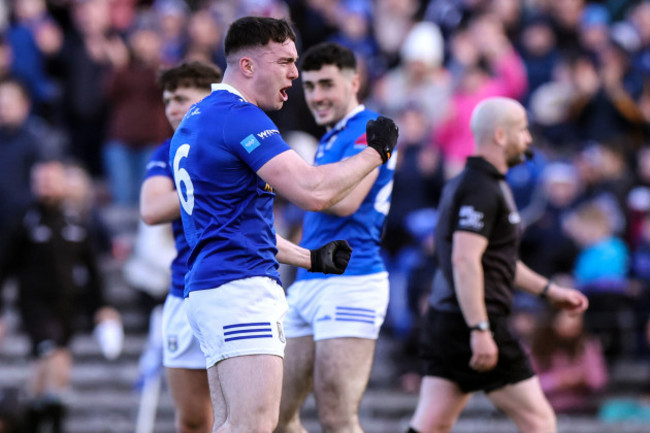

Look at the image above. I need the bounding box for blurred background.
[2,0,650,432]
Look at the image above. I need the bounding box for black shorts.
[20,302,74,358]
[419,308,534,393]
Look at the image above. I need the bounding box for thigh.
[211,354,283,431]
[166,367,216,426]
[487,376,556,433]
[313,338,376,414]
[162,295,205,369]
[279,336,315,423]
[186,277,288,368]
[410,376,471,433]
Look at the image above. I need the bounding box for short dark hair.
[301,42,357,72]
[157,61,222,92]
[224,16,296,58]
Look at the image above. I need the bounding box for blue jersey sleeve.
[223,105,291,172]
[144,139,172,180]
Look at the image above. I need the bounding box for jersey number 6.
[173,144,195,215]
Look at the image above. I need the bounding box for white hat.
[400,21,444,68]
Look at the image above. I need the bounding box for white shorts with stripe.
[283,272,389,341]
[186,277,288,368]
[162,294,205,369]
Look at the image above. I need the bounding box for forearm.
[514,260,550,296]
[275,234,311,269]
[264,148,382,212]
[453,258,488,326]
[303,148,382,211]
[140,190,181,225]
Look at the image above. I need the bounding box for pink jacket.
[434,49,527,164]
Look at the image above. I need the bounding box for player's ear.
[240,56,254,77]
[350,72,361,95]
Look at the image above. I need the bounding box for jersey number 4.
[173,144,195,215]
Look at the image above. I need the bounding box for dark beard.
[507,148,533,168]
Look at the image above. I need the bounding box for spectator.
[6,0,63,116]
[519,162,581,278]
[564,201,632,363]
[530,308,608,415]
[372,0,419,67]
[371,21,450,127]
[103,12,171,206]
[434,14,528,176]
[0,77,60,260]
[154,0,189,67]
[566,44,645,147]
[183,9,226,70]
[55,0,128,176]
[0,160,120,433]
[517,15,560,105]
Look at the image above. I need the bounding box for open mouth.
[280,87,289,101]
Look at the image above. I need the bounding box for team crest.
[167,335,178,352]
[276,321,286,343]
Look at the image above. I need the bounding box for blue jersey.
[295,106,395,281]
[169,84,291,296]
[143,139,188,299]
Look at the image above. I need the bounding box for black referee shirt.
[429,157,523,315]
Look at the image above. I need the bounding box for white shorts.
[162,294,205,369]
[284,272,389,341]
[186,277,288,368]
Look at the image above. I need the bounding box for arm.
[323,169,379,217]
[257,116,397,212]
[276,234,352,274]
[140,175,180,225]
[451,231,498,372]
[276,234,310,269]
[514,261,588,313]
[258,147,383,212]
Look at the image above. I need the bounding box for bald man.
[406,97,589,433]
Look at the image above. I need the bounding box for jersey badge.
[167,335,178,352]
[240,134,261,153]
[276,321,286,343]
[458,206,484,230]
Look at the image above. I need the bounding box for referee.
[406,97,588,433]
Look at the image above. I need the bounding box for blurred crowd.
[3,0,650,423]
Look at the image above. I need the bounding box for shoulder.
[348,108,379,129]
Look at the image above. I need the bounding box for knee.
[520,407,557,433]
[275,410,302,433]
[317,407,358,433]
[176,413,211,433]
[231,413,279,433]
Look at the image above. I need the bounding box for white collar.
[211,83,248,102]
[330,104,365,132]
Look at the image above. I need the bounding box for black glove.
[309,240,353,274]
[366,116,399,163]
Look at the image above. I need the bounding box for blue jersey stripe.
[223,322,271,329]
[224,334,273,342]
[224,328,272,336]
